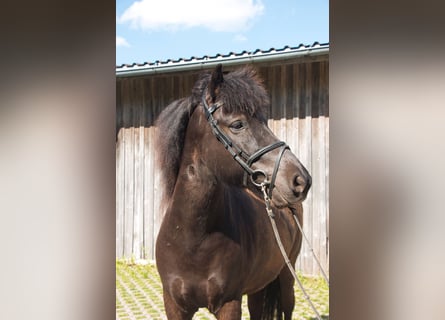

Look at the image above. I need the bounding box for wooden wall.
[116,55,329,276]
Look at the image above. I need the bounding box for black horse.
[155,64,311,319]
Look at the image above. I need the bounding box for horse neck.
[165,159,224,244]
[165,106,236,244]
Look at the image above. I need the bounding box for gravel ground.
[116,260,329,320]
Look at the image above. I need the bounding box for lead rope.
[292,214,330,286]
[260,183,323,320]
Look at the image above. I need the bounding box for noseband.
[201,93,289,198]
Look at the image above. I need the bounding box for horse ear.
[209,64,224,102]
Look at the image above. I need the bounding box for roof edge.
[116,43,329,78]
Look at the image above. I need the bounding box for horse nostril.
[293,174,311,199]
[293,175,306,192]
[295,175,305,186]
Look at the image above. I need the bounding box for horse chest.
[167,272,232,313]
[159,232,242,310]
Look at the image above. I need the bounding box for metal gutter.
[116,43,329,78]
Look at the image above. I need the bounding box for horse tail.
[262,277,282,320]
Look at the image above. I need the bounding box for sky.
[116,0,329,66]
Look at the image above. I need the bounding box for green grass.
[116,260,329,319]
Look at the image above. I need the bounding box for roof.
[116,42,329,77]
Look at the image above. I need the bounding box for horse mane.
[155,65,270,201]
[155,97,195,202]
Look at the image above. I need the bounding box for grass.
[116,259,329,319]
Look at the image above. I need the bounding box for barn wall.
[116,55,329,276]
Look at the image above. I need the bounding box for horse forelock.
[192,66,270,121]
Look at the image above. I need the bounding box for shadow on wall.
[116,60,329,138]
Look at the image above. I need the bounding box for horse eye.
[230,121,244,131]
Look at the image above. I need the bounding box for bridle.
[201,92,289,197]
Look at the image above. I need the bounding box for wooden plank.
[167,74,175,106]
[153,76,166,258]
[116,80,123,139]
[132,131,141,259]
[132,79,145,259]
[138,80,145,260]
[318,61,328,274]
[116,124,125,258]
[323,60,330,273]
[300,62,313,275]
[274,65,281,122]
[146,77,155,259]
[309,62,324,274]
[145,127,155,260]
[284,64,294,151]
[116,80,123,258]
[292,62,300,159]
[296,62,306,272]
[123,79,135,258]
[152,75,162,260]
[147,77,157,260]
[325,117,330,273]
[311,62,320,117]
[140,78,149,260]
[311,115,322,275]
[278,65,286,141]
[267,65,274,120]
[152,127,161,261]
[292,62,302,272]
[272,66,280,136]
[123,128,134,258]
[317,118,328,275]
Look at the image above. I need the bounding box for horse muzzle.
[264,152,312,206]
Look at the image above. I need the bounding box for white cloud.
[116,36,130,47]
[118,0,264,32]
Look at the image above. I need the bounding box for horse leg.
[248,276,283,320]
[215,299,242,320]
[162,291,196,320]
[247,271,295,320]
[278,267,296,320]
[247,289,265,320]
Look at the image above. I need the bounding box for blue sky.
[116,0,328,65]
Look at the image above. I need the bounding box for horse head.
[191,64,311,207]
